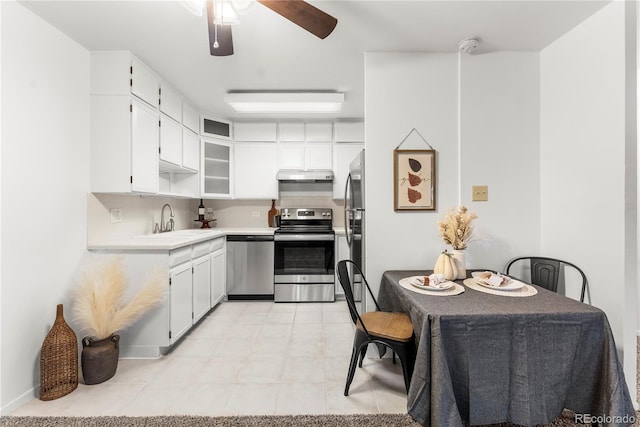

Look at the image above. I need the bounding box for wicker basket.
[39,304,78,400]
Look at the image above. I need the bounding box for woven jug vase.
[39,304,78,400]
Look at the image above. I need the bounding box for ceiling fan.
[206,0,338,56]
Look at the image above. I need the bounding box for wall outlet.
[252,211,260,217]
[110,208,123,223]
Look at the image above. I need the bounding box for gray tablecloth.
[378,270,635,427]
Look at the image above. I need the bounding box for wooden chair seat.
[357,312,413,342]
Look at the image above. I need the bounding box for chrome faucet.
[159,203,175,233]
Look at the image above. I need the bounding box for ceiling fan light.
[181,0,204,16]
[225,92,344,113]
[231,0,254,14]
[214,1,240,25]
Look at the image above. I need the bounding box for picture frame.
[393,149,436,211]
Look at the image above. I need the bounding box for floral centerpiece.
[437,206,477,279]
[437,205,477,250]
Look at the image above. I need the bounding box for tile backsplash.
[87,194,345,244]
[209,197,345,228]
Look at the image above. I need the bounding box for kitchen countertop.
[88,227,276,251]
[89,226,348,251]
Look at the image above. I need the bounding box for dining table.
[377,270,636,427]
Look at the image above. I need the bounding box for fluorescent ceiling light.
[225,92,344,113]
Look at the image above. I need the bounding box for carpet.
[0,414,419,427]
[0,411,635,427]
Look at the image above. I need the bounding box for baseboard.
[1,385,37,415]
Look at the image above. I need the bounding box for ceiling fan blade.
[206,0,234,56]
[257,0,337,39]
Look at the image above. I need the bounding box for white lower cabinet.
[169,262,193,345]
[192,255,211,323]
[90,236,227,358]
[211,246,226,307]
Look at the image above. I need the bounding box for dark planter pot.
[81,334,119,385]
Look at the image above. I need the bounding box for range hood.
[276,170,334,182]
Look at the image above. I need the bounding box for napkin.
[427,273,447,288]
[479,272,510,287]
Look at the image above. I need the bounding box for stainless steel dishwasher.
[226,235,275,300]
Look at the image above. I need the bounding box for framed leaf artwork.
[393,149,436,211]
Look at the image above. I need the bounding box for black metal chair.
[504,256,588,302]
[336,260,416,396]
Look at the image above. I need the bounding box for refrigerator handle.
[344,173,353,247]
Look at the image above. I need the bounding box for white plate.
[406,276,454,291]
[471,272,524,291]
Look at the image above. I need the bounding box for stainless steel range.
[274,208,335,302]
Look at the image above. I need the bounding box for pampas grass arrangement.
[72,256,166,340]
[438,205,477,250]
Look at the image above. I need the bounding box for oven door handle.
[274,234,335,242]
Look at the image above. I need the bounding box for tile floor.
[12,301,408,416]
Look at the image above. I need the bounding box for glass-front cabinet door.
[201,137,232,198]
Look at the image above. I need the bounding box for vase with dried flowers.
[72,256,165,384]
[437,206,477,279]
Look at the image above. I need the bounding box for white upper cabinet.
[278,122,305,142]
[277,143,306,170]
[305,143,333,170]
[334,121,365,143]
[91,52,159,108]
[201,138,232,198]
[182,129,200,171]
[130,99,160,193]
[234,122,277,142]
[305,122,333,142]
[91,51,202,195]
[182,101,199,134]
[159,115,183,168]
[201,115,232,140]
[91,95,158,194]
[130,57,160,108]
[160,82,182,122]
[234,143,278,199]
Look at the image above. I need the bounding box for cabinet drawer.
[169,246,192,267]
[193,241,210,259]
[210,237,225,252]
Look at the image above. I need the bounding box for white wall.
[1,1,90,413]
[364,51,541,301]
[540,0,637,404]
[460,52,541,269]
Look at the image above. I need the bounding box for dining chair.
[504,256,587,302]
[336,259,416,396]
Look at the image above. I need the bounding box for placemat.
[463,278,538,297]
[399,277,465,296]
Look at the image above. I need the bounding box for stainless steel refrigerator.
[344,149,365,308]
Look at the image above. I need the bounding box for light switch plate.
[110,208,123,223]
[472,185,488,202]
